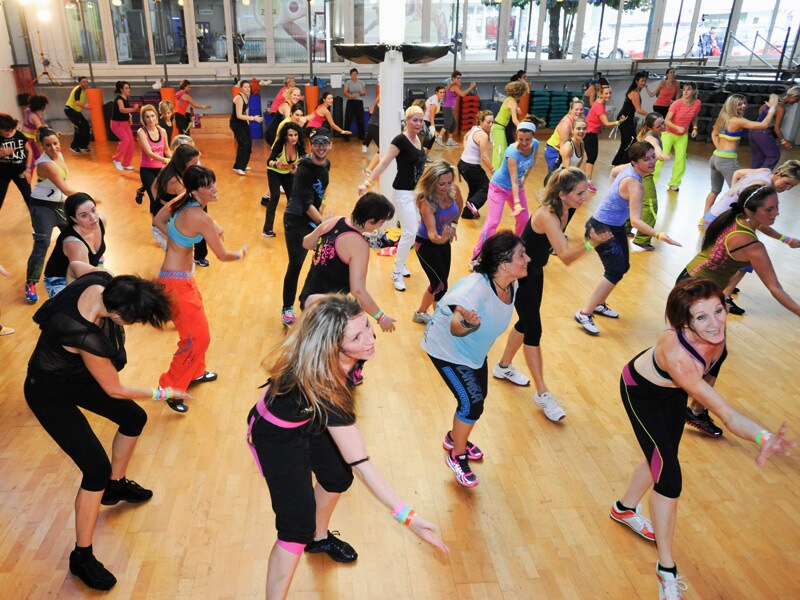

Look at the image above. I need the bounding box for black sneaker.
[194,258,210,267]
[725,296,745,315]
[685,408,723,437]
[101,477,153,506]
[69,549,117,590]
[260,195,270,207]
[304,530,358,563]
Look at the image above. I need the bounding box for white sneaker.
[124,165,134,171]
[112,160,123,171]
[412,311,431,324]
[391,272,406,291]
[446,139,459,146]
[435,136,444,147]
[401,265,411,277]
[361,145,368,154]
[233,168,246,176]
[574,311,600,335]
[667,185,680,192]
[491,363,530,386]
[593,303,619,318]
[245,166,252,171]
[657,566,688,600]
[534,391,566,421]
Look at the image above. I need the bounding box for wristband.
[362,179,373,188]
[656,232,667,241]
[768,107,776,113]
[513,199,521,205]
[392,502,413,525]
[236,251,242,260]
[755,430,772,447]
[460,318,476,330]
[584,240,594,251]
[372,309,384,321]
[781,138,788,144]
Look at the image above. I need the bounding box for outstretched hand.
[756,422,795,466]
[657,233,681,247]
[409,516,450,553]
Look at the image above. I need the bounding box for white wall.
[0,10,22,121]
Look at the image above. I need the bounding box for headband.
[742,185,768,210]
[517,121,537,134]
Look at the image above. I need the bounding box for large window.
[234,0,267,62]
[273,0,343,64]
[111,0,152,65]
[508,2,536,61]
[540,0,580,61]
[64,0,107,63]
[464,2,500,61]
[193,0,228,62]
[353,0,379,44]
[149,0,187,64]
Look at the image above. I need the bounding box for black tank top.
[44,220,106,278]
[299,218,360,307]
[230,93,248,125]
[521,217,555,269]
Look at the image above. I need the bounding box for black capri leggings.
[363,122,380,149]
[24,373,147,492]
[140,166,162,214]
[513,265,544,346]
[248,407,354,544]
[415,236,451,301]
[584,132,599,165]
[282,214,313,308]
[620,354,687,499]
[457,160,489,211]
[264,170,295,234]
[587,217,630,285]
[428,354,487,424]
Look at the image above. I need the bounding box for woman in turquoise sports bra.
[153,165,248,404]
[704,93,778,217]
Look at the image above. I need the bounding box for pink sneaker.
[587,180,598,193]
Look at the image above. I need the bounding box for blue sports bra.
[168,201,204,247]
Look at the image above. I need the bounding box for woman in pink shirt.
[583,85,626,192]
[653,82,701,191]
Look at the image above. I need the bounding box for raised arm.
[745,242,800,316]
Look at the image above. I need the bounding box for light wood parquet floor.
[1,119,799,599]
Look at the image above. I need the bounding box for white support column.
[535,0,546,62]
[686,0,703,58]
[377,0,404,200]
[572,0,588,61]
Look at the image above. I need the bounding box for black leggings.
[230,120,252,170]
[620,355,687,499]
[513,265,544,346]
[588,217,630,285]
[363,123,379,148]
[64,107,91,150]
[248,407,354,544]
[428,355,488,424]
[264,170,294,233]
[415,236,451,301]
[282,214,313,308]
[611,118,637,166]
[24,373,147,492]
[584,132,599,165]
[140,167,161,213]
[0,168,31,210]
[457,160,489,211]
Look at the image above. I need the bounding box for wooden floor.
[1,121,799,599]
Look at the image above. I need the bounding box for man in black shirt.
[281,131,332,326]
[0,112,31,211]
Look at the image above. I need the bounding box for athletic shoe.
[464,201,480,218]
[442,430,484,460]
[446,139,459,146]
[593,303,619,318]
[245,166,252,171]
[305,530,358,563]
[112,160,123,171]
[391,272,406,291]
[467,259,477,272]
[732,287,740,294]
[361,145,368,154]
[633,241,656,251]
[124,165,134,171]
[685,407,723,437]
[233,168,246,175]
[725,296,745,315]
[412,311,431,324]
[194,258,210,267]
[80,147,91,153]
[574,311,599,335]
[260,195,270,207]
[491,362,530,386]
[281,307,298,326]
[657,566,688,600]
[192,371,218,384]
[0,326,15,336]
[534,391,566,421]
[401,265,411,277]
[435,136,444,146]
[25,281,38,303]
[101,477,153,506]
[262,230,276,238]
[609,502,656,541]
[135,187,145,205]
[587,180,597,192]
[445,451,478,487]
[667,185,680,191]
[69,549,117,591]
[69,147,80,154]
[626,230,635,238]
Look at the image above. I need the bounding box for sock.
[72,544,93,560]
[657,563,678,577]
[689,407,705,417]
[313,532,328,543]
[616,500,636,513]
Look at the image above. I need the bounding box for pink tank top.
[308,110,326,128]
[175,90,189,115]
[140,128,166,169]
[655,81,678,107]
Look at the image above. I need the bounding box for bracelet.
[781,235,794,245]
[460,318,476,330]
[513,199,521,205]
[584,240,594,251]
[371,309,384,321]
[656,232,667,241]
[781,138,788,144]
[755,430,772,447]
[392,502,414,525]
[768,107,776,113]
[362,178,373,188]
[152,386,174,401]
[692,125,698,130]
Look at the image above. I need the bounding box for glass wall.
[193,0,228,62]
[111,0,152,65]
[507,2,536,61]
[464,2,500,62]
[354,0,380,44]
[234,0,267,62]
[149,0,187,64]
[272,0,343,64]
[64,0,107,63]
[658,0,700,59]
[540,0,580,60]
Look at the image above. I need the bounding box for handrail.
[729,34,773,68]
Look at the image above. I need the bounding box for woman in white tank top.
[457,110,494,219]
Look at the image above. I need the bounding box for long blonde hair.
[713,94,745,136]
[264,295,362,428]
[415,160,455,212]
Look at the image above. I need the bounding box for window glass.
[618,1,653,60]
[692,1,729,59]
[234,0,267,63]
[540,0,579,60]
[273,0,343,64]
[149,0,187,64]
[111,1,152,65]
[582,2,620,60]
[463,2,500,62]
[193,0,228,62]
[657,0,699,59]
[353,0,380,44]
[726,0,790,65]
[507,2,536,61]
[64,0,107,63]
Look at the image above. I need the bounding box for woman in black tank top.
[230,81,263,173]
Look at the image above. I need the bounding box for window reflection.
[273,0,343,64]
[194,0,228,62]
[111,1,152,65]
[64,0,106,63]
[234,0,267,62]
[150,0,187,64]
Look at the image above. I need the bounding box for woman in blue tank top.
[574,142,680,336]
[153,165,249,403]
